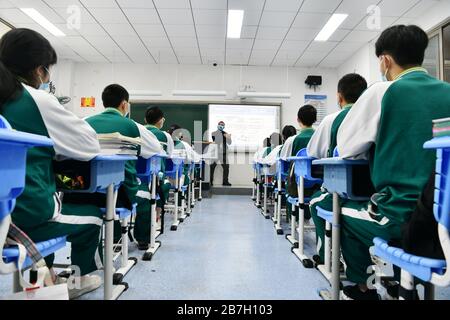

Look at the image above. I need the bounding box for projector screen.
[208,104,280,152]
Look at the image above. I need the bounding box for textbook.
[433,118,450,137]
[97,132,142,156]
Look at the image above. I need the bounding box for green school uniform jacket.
[338,68,450,225]
[291,128,315,157]
[328,105,352,157]
[1,84,100,229]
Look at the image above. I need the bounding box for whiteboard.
[208,104,280,152]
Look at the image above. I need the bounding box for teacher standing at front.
[210,121,232,187]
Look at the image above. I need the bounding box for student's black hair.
[263,137,271,148]
[338,73,368,104]
[0,28,57,108]
[375,25,429,67]
[270,132,282,147]
[297,104,317,127]
[145,106,164,125]
[102,84,129,109]
[282,125,297,142]
[168,124,181,136]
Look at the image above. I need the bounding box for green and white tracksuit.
[65,108,163,243]
[315,68,450,284]
[307,105,353,263]
[288,128,316,220]
[1,83,102,275]
[134,125,174,243]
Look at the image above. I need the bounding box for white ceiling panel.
[292,12,331,29]
[300,49,329,61]
[116,0,155,8]
[295,58,321,67]
[153,0,190,9]
[142,37,172,48]
[170,37,198,48]
[286,28,320,41]
[193,9,227,25]
[88,8,128,23]
[102,23,136,36]
[333,41,365,53]
[300,0,342,13]
[256,27,289,40]
[252,39,282,50]
[79,54,109,63]
[178,55,202,64]
[77,23,108,36]
[80,0,119,8]
[226,38,254,49]
[279,40,309,51]
[241,25,258,38]
[122,8,160,24]
[0,9,36,24]
[228,0,265,12]
[196,25,226,38]
[250,49,278,59]
[243,11,264,26]
[402,0,440,18]
[158,9,193,24]
[260,11,297,27]
[264,0,302,11]
[308,41,339,52]
[54,7,98,24]
[344,30,380,42]
[378,0,421,17]
[165,24,196,37]
[134,24,166,37]
[174,47,199,56]
[191,0,227,10]
[198,37,225,49]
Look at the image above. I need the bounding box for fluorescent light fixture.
[237,92,291,99]
[227,10,244,39]
[129,90,162,97]
[172,90,227,97]
[314,13,348,42]
[20,8,65,37]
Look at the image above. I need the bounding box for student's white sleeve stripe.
[25,85,100,161]
[309,192,330,207]
[50,213,103,226]
[337,81,394,160]
[307,112,339,159]
[341,207,390,226]
[134,121,164,159]
[163,132,174,157]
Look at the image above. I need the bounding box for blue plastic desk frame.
[288,149,323,269]
[59,154,136,300]
[373,137,450,300]
[165,157,185,231]
[195,159,206,202]
[0,119,67,294]
[312,156,370,300]
[273,158,291,235]
[136,154,167,260]
[257,162,275,219]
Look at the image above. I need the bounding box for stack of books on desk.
[97,132,142,155]
[433,118,450,138]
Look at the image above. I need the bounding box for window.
[424,34,440,79]
[443,23,450,83]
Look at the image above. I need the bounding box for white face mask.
[380,56,389,82]
[38,67,52,92]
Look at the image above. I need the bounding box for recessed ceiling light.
[227,10,244,39]
[20,8,66,37]
[314,13,348,42]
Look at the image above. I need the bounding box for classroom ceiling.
[0,0,442,68]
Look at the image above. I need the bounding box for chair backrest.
[0,115,12,129]
[435,148,450,230]
[296,148,308,157]
[333,147,339,157]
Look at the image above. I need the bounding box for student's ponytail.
[0,59,21,109]
[0,28,57,109]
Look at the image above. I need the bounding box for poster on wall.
[305,94,327,125]
[81,97,96,108]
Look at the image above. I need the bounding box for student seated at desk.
[261,132,283,166]
[333,25,450,300]
[308,73,367,268]
[64,84,163,246]
[278,125,297,160]
[286,105,318,220]
[0,28,102,298]
[167,124,191,189]
[134,106,174,250]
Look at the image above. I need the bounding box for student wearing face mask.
[331,25,450,300]
[0,28,103,299]
[63,85,163,248]
[210,121,232,187]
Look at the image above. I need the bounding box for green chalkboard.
[130,103,209,143]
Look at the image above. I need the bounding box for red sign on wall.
[81,97,96,107]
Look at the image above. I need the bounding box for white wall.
[338,42,380,85]
[56,62,338,186]
[414,0,450,31]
